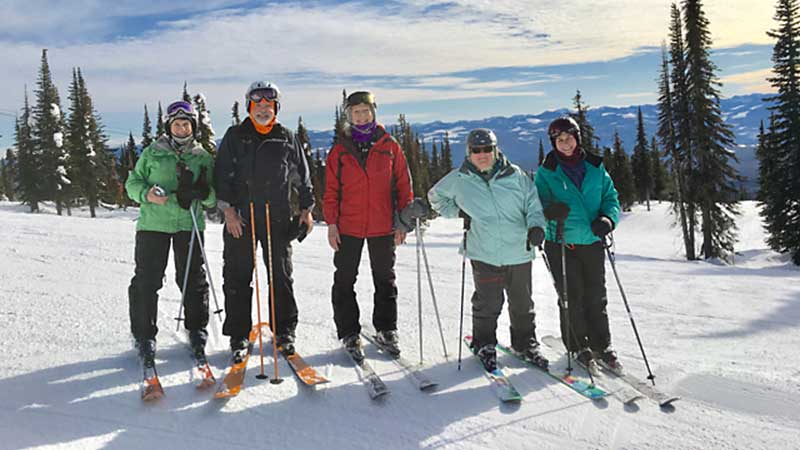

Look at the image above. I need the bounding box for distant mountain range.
[307,93,771,191]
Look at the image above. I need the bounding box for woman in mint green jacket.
[429,128,548,373]
[534,116,622,373]
[125,101,215,368]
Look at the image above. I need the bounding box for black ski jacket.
[214,117,314,222]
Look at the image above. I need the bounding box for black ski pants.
[222,217,297,342]
[470,260,537,351]
[128,230,209,342]
[331,234,398,339]
[544,240,611,353]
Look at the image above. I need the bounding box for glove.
[397,198,430,233]
[458,209,471,230]
[288,215,310,243]
[591,216,614,237]
[191,166,210,202]
[527,227,545,250]
[543,202,570,222]
[176,163,195,210]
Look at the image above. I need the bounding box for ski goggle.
[166,101,195,116]
[248,87,280,103]
[548,121,578,139]
[346,91,376,108]
[470,145,496,155]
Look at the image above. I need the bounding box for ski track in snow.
[0,201,798,449]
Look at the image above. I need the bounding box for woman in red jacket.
[323,91,413,361]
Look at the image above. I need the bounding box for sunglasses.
[470,145,495,155]
[248,87,280,103]
[166,101,194,116]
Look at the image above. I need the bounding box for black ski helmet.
[345,91,377,124]
[466,128,498,156]
[547,116,581,148]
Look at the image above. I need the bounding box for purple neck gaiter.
[351,121,377,143]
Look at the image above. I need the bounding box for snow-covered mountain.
[0,200,797,449]
[308,93,771,190]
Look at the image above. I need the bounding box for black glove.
[458,209,471,230]
[396,198,429,233]
[176,163,194,210]
[288,215,310,243]
[527,227,545,250]
[543,202,570,222]
[591,216,614,237]
[191,166,210,202]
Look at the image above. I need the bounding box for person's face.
[170,119,193,139]
[251,99,276,125]
[350,104,374,126]
[555,132,577,156]
[469,145,495,171]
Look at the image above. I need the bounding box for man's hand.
[394,230,407,246]
[327,224,341,251]
[299,209,313,234]
[224,207,245,238]
[146,186,168,205]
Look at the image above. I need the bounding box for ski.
[279,349,330,386]
[141,363,164,401]
[361,330,437,391]
[597,360,681,407]
[464,336,522,403]
[214,327,259,399]
[541,336,642,405]
[495,341,608,401]
[342,343,390,400]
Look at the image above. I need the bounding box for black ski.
[360,329,437,391]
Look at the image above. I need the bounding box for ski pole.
[187,201,223,322]
[265,202,282,384]
[250,202,269,381]
[416,218,424,365]
[457,218,469,371]
[175,202,198,331]
[557,221,574,375]
[604,235,656,385]
[418,219,448,359]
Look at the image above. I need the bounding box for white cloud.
[720,68,776,95]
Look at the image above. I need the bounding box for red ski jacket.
[323,126,413,238]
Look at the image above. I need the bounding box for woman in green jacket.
[534,116,622,372]
[429,128,548,373]
[125,100,216,369]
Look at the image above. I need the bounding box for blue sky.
[0,1,776,150]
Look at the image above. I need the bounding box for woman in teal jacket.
[125,100,216,369]
[429,128,548,372]
[534,116,622,372]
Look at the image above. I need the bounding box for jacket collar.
[151,135,206,156]
[542,148,602,171]
[459,151,515,180]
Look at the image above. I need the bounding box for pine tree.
[117,132,138,207]
[155,102,165,138]
[631,107,653,210]
[602,146,613,170]
[571,90,599,154]
[609,131,635,211]
[193,93,216,156]
[441,132,454,172]
[1,149,17,201]
[430,139,441,184]
[32,49,69,215]
[182,82,191,103]
[683,0,740,261]
[538,139,545,167]
[141,105,153,149]
[65,68,111,217]
[15,89,39,212]
[669,3,699,259]
[761,0,800,264]
[232,101,241,126]
[651,136,670,201]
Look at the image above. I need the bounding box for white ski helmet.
[245,81,281,114]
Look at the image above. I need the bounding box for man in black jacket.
[214,81,314,360]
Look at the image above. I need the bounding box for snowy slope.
[0,201,798,450]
